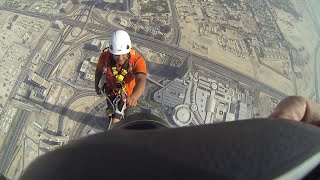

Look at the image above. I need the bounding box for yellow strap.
[112,63,129,86]
[121,69,128,76]
[116,74,125,82]
[112,67,118,75]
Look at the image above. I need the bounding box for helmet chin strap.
[127,52,131,62]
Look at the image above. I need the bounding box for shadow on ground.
[42,102,165,136]
[43,102,107,135]
[147,61,179,79]
[88,1,125,11]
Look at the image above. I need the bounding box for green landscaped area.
[141,0,170,14]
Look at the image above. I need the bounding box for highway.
[130,36,287,99]
[36,2,117,80]
[0,24,50,122]
[0,11,51,175]
[0,7,58,21]
[1,6,288,99]
[72,99,107,139]
[37,4,115,81]
[0,109,31,174]
[0,2,294,174]
[0,2,95,174]
[54,7,116,135]
[57,91,96,135]
[38,1,95,79]
[168,0,181,45]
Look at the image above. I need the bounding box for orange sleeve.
[96,52,107,72]
[133,54,147,74]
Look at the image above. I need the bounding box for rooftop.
[28,72,51,90]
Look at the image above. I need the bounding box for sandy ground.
[63,96,98,136]
[6,144,23,179]
[46,84,62,105]
[0,106,18,151]
[23,127,40,172]
[0,43,30,113]
[258,92,275,117]
[179,19,294,95]
[47,112,60,134]
[257,64,294,95]
[46,28,60,39]
[6,111,36,179]
[207,34,255,77]
[55,44,71,60]
[59,87,74,105]
[45,86,74,134]
[0,12,49,111]
[59,48,82,81]
[66,27,81,41]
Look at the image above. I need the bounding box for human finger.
[303,98,320,125]
[128,99,137,107]
[269,96,307,122]
[127,98,133,107]
[132,100,137,107]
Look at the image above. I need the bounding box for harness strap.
[110,53,130,85]
[101,49,132,96]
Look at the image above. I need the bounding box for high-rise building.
[129,0,134,9]
[129,0,136,12]
[29,90,47,104]
[95,0,103,5]
[61,1,73,13]
[72,0,82,5]
[28,72,52,90]
[79,61,89,73]
[85,39,100,51]
[178,55,193,80]
[53,20,64,29]
[90,56,99,64]
[28,72,52,104]
[123,0,128,11]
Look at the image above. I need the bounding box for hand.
[269,96,320,126]
[126,95,138,107]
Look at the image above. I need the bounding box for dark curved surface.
[21,119,320,180]
[113,112,170,129]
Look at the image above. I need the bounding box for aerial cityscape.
[0,0,319,178]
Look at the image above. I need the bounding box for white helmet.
[109,30,132,55]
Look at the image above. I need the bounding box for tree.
[160,25,171,34]
[126,27,136,32]
[137,28,147,35]
[154,34,165,41]
[140,20,146,26]
[130,18,138,23]
[146,32,153,37]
